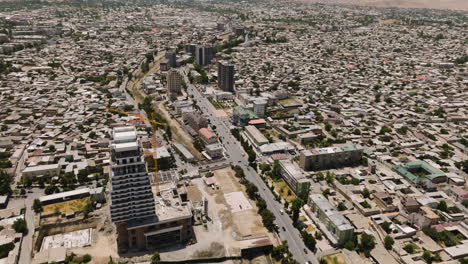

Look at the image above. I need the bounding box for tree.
[291,198,304,223]
[151,252,160,264]
[61,172,77,188]
[82,254,92,263]
[260,209,276,231]
[259,163,271,173]
[77,169,89,184]
[326,171,334,184]
[337,202,346,211]
[381,221,393,233]
[271,241,289,260]
[315,231,322,240]
[384,235,394,250]
[193,138,204,152]
[256,198,267,212]
[437,200,448,213]
[32,199,42,214]
[247,150,256,163]
[45,185,58,195]
[301,231,316,251]
[403,243,417,254]
[83,201,93,217]
[165,126,172,141]
[359,232,376,256]
[361,188,371,199]
[245,182,258,199]
[316,172,325,181]
[344,241,355,250]
[271,160,281,180]
[423,250,433,264]
[0,170,12,195]
[48,145,56,152]
[12,218,27,234]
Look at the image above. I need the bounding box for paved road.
[18,189,43,264]
[183,71,317,264]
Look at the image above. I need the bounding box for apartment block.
[278,160,310,198]
[300,144,363,171]
[217,61,235,92]
[167,69,182,100]
[110,127,156,250]
[307,194,355,246]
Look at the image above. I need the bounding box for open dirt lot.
[42,197,90,215]
[160,168,274,261]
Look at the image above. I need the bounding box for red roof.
[199,128,216,139]
[271,154,288,160]
[248,119,266,125]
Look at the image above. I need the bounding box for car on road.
[304,248,308,254]
[282,226,286,231]
[280,209,284,215]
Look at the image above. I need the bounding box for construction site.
[157,166,275,262]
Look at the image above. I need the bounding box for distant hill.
[298,0,468,11]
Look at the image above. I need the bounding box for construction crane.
[106,107,165,194]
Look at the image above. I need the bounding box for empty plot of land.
[214,109,228,117]
[323,253,348,264]
[187,185,203,203]
[42,197,90,215]
[214,168,242,194]
[41,228,93,251]
[224,192,252,213]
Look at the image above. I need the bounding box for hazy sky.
[305,0,468,11]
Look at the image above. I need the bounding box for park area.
[271,179,296,203]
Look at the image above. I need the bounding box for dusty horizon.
[296,0,468,11]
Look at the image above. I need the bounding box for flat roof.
[279,160,306,181]
[173,143,195,160]
[311,144,362,155]
[40,188,90,203]
[113,141,138,152]
[394,160,446,184]
[259,142,294,153]
[309,194,354,231]
[245,125,268,144]
[154,185,192,222]
[445,244,468,258]
[113,131,137,143]
[23,163,60,173]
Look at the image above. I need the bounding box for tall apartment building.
[110,127,193,251]
[185,44,196,55]
[299,144,363,171]
[217,61,235,92]
[167,69,182,100]
[166,51,177,68]
[253,99,267,117]
[110,126,156,249]
[195,45,213,66]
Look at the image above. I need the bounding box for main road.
[182,70,317,264]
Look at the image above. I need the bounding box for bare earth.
[298,0,468,11]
